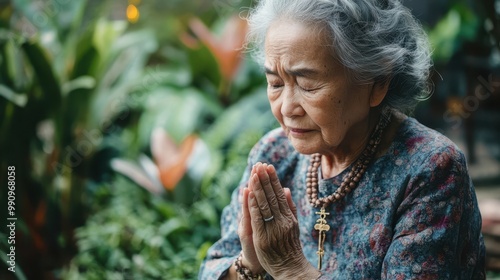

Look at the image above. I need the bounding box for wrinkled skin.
[238,163,317,279]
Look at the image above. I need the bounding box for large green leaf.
[203,88,275,149]
[187,44,221,93]
[89,29,159,126]
[93,19,127,63]
[21,41,61,109]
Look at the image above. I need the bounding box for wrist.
[273,256,320,280]
[240,252,265,275]
[234,252,267,280]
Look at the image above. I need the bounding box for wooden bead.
[305,109,391,209]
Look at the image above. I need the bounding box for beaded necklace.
[306,109,392,270]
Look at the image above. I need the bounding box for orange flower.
[184,15,248,81]
[151,128,197,191]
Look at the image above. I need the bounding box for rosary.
[306,110,392,270]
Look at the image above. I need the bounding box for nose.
[281,86,304,118]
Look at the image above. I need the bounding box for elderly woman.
[199,0,485,279]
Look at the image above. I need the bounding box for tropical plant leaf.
[187,43,221,90]
[21,41,62,108]
[62,76,96,96]
[203,88,275,149]
[138,87,214,145]
[427,3,480,63]
[92,18,127,62]
[90,29,158,126]
[110,158,163,195]
[0,85,27,107]
[188,16,247,81]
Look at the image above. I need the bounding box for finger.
[239,189,264,274]
[284,188,297,219]
[249,169,273,221]
[248,164,257,191]
[266,164,290,214]
[255,163,280,217]
[239,188,253,238]
[248,191,265,230]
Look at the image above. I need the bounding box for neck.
[320,109,382,178]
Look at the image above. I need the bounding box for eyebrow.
[264,66,319,78]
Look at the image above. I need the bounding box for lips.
[289,128,313,133]
[287,126,315,138]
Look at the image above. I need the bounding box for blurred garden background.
[0,0,499,279]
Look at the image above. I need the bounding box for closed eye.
[266,77,284,90]
[300,86,316,92]
[298,84,320,93]
[296,77,321,93]
[270,83,284,89]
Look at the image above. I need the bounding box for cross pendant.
[314,207,330,270]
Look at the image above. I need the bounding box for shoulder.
[396,117,467,173]
[393,118,473,201]
[248,127,299,167]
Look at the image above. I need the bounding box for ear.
[369,78,391,107]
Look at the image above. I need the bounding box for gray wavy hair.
[246,0,433,113]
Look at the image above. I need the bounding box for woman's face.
[264,20,382,155]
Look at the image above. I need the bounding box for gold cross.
[314,207,330,270]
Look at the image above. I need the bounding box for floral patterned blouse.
[199,117,485,279]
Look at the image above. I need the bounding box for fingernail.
[253,173,259,182]
[268,164,275,172]
[258,167,266,175]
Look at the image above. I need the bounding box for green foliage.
[427,2,480,64]
[1,0,273,278]
[63,100,273,279]
[1,0,166,277]
[64,177,216,280]
[51,1,276,279]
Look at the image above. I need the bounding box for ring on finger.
[263,215,274,222]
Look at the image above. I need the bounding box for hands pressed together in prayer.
[237,162,321,279]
